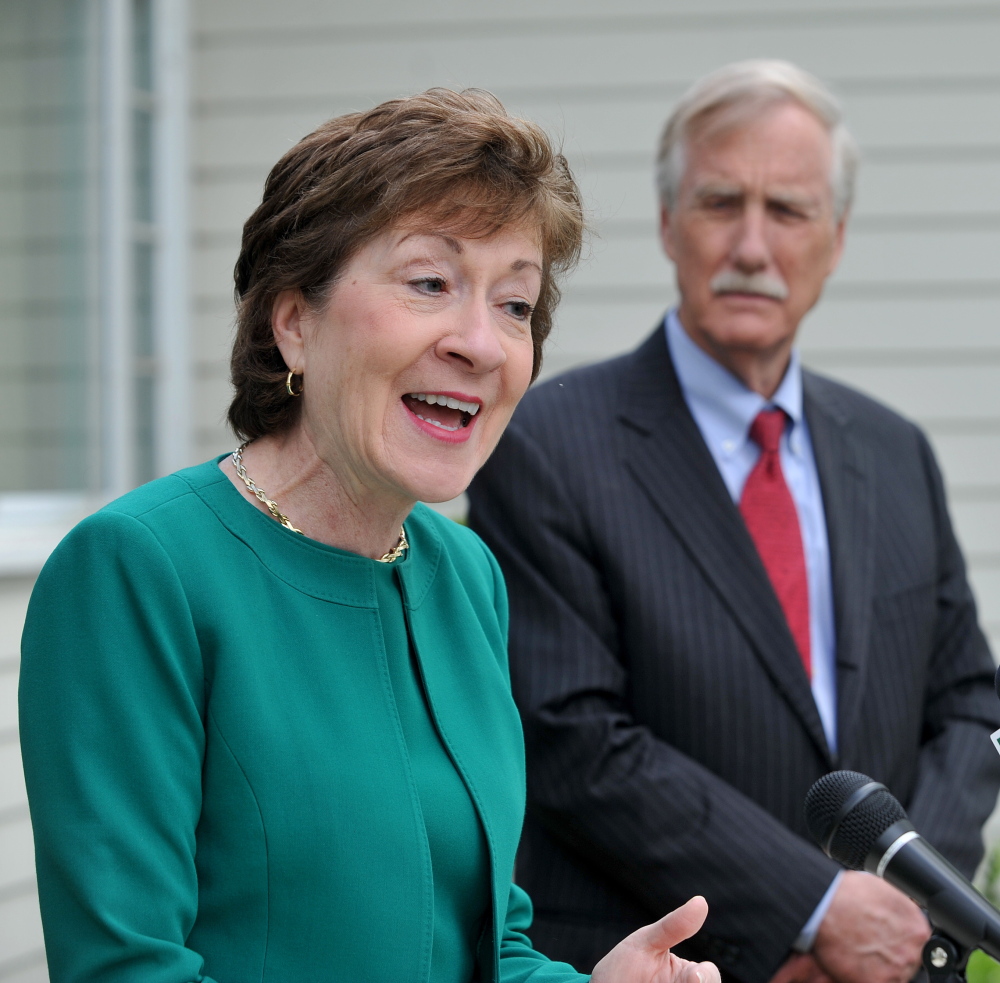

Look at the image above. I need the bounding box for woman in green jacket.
[20,88,719,983]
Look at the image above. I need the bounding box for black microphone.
[994,663,1000,703]
[804,770,1000,961]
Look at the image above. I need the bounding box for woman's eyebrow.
[398,230,463,253]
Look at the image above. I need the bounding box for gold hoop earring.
[286,370,303,397]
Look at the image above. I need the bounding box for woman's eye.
[411,277,446,294]
[504,300,534,321]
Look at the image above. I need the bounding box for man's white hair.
[656,59,860,221]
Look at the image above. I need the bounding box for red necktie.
[739,409,811,676]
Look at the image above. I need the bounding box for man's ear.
[271,289,308,374]
[659,204,677,262]
[826,212,849,275]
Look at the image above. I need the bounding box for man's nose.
[730,204,771,272]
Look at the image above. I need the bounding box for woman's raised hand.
[590,896,721,983]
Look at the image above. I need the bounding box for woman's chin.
[399,465,477,507]
[413,479,472,506]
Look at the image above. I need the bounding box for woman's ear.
[271,289,309,373]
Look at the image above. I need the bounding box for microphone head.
[805,770,909,871]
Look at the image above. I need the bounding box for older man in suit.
[468,61,1000,983]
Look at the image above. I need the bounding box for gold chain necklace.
[231,443,409,563]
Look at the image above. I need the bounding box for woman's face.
[277,220,542,506]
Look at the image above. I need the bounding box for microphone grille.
[804,771,909,871]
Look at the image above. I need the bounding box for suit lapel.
[618,328,832,763]
[803,374,875,759]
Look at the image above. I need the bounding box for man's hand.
[769,952,834,983]
[811,870,930,983]
[591,896,722,983]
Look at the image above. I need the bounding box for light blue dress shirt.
[665,311,841,949]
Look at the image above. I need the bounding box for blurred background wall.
[3,0,1000,977]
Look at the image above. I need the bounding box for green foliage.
[967,949,1000,982]
[981,845,1000,908]
[912,842,1000,980]
[963,844,1000,981]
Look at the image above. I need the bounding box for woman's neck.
[220,429,413,560]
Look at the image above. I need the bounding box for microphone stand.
[923,933,970,982]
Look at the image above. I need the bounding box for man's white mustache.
[710,269,789,301]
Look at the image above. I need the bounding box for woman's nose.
[438,299,507,373]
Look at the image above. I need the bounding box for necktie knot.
[749,408,787,455]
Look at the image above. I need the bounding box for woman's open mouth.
[402,392,481,440]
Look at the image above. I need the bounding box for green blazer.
[20,459,589,983]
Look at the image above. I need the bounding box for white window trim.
[2,0,191,578]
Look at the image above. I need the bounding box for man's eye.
[772,202,807,220]
[505,301,534,321]
[703,197,738,212]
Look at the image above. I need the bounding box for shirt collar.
[665,309,804,459]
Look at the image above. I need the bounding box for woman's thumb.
[637,896,710,954]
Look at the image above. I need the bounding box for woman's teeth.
[406,392,479,431]
[408,393,480,415]
[418,417,461,432]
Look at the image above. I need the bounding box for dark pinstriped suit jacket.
[467,326,1000,983]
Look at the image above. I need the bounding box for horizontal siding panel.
[197,430,233,464]
[0,58,71,113]
[0,745,26,813]
[192,179,264,237]
[0,444,89,495]
[549,232,668,289]
[800,297,1000,353]
[193,21,1000,105]
[0,127,65,180]
[191,312,236,370]
[194,1,999,35]
[856,159,1000,218]
[0,891,44,977]
[828,229,1000,284]
[0,0,88,46]
[0,584,33,662]
[194,374,234,447]
[192,87,1000,172]
[193,112,342,169]
[0,257,91,308]
[848,91,1000,154]
[0,672,16,733]
[950,500,1000,557]
[928,433,1000,490]
[191,243,241,307]
[967,567,1000,623]
[0,954,48,983]
[815,363,1000,423]
[0,819,34,889]
[0,381,86,434]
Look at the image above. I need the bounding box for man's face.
[660,101,846,375]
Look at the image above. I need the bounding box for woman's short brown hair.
[228,87,585,442]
